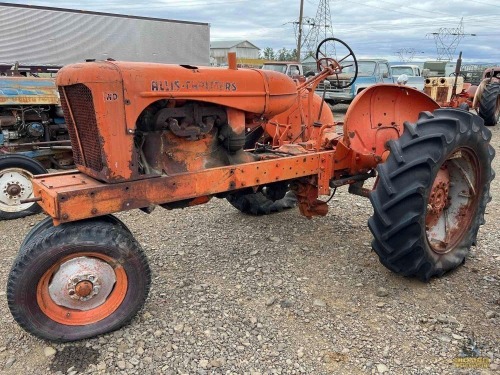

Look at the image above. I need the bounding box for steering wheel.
[316,37,358,89]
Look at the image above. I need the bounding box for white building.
[210,40,260,66]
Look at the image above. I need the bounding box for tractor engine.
[0,105,66,143]
[0,77,68,152]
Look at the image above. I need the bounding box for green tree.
[261,47,299,61]
[277,48,289,61]
[261,47,275,60]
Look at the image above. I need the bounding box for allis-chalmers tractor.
[7,39,495,342]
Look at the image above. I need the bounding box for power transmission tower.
[291,16,317,58]
[395,48,424,62]
[427,18,475,61]
[302,0,335,59]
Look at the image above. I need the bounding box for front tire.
[19,214,133,251]
[368,109,494,281]
[8,218,151,342]
[0,154,47,220]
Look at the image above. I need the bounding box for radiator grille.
[58,87,83,166]
[59,84,103,172]
[436,87,448,104]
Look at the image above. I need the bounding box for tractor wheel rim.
[0,168,34,212]
[425,148,480,254]
[37,252,128,325]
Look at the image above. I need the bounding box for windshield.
[392,67,414,76]
[342,61,376,76]
[261,64,287,74]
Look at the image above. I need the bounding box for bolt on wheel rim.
[37,252,128,325]
[48,256,116,310]
[0,168,34,212]
[425,148,480,254]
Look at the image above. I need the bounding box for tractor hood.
[56,61,299,118]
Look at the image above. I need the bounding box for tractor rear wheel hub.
[6,183,22,197]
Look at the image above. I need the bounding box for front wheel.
[369,109,494,281]
[0,154,47,220]
[8,218,151,342]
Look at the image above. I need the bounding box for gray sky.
[5,0,500,63]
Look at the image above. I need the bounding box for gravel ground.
[0,108,498,375]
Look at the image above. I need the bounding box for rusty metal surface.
[33,151,334,222]
[56,61,300,183]
[342,84,439,174]
[426,148,480,254]
[436,87,448,104]
[0,77,59,105]
[62,84,103,171]
[483,67,500,81]
[264,91,335,147]
[292,180,329,219]
[426,166,450,229]
[56,61,298,119]
[48,256,116,310]
[43,61,442,225]
[424,76,468,106]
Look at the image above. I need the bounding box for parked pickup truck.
[316,59,393,104]
[261,61,317,79]
[390,64,425,91]
[261,61,303,78]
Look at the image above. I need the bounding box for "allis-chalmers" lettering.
[151,80,237,92]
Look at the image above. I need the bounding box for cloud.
[4,0,500,62]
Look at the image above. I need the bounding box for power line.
[427,18,476,60]
[468,0,500,8]
[302,0,334,58]
[395,48,425,62]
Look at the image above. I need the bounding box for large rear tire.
[0,154,47,220]
[477,83,500,126]
[368,109,494,281]
[8,218,151,342]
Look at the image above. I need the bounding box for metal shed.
[0,2,210,66]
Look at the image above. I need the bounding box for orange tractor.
[7,38,495,341]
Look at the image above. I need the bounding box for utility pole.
[297,0,304,61]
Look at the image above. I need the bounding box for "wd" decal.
[104,92,119,101]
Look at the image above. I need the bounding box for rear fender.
[343,84,439,164]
